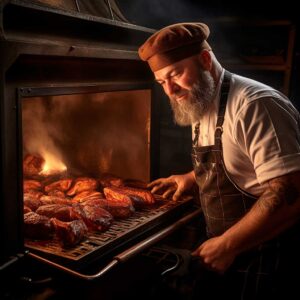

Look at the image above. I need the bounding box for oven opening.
[21,85,197,270]
[22,87,151,182]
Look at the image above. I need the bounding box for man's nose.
[165,80,180,95]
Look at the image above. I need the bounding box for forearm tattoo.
[257,175,299,212]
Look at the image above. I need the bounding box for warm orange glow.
[39,150,67,176]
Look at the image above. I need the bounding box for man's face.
[154,56,216,126]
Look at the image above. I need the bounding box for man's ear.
[199,49,212,70]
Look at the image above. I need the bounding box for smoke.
[22,89,151,181]
[22,99,67,172]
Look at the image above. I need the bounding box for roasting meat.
[67,177,98,196]
[36,204,80,222]
[45,179,73,193]
[23,154,45,178]
[121,186,155,205]
[51,218,87,247]
[84,198,135,219]
[39,195,72,206]
[24,180,43,193]
[24,196,42,211]
[24,211,53,239]
[24,190,43,200]
[103,186,155,209]
[73,204,113,231]
[46,190,66,198]
[72,191,103,203]
[103,187,133,205]
[99,173,125,189]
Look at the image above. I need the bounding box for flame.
[39,150,67,176]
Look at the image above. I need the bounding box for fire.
[39,150,67,176]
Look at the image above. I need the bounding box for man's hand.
[192,236,236,274]
[147,171,196,201]
[191,171,300,275]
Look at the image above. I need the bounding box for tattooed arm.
[192,171,300,273]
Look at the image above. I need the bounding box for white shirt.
[192,71,300,196]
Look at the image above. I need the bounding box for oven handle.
[28,208,202,281]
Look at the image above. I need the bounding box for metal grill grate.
[25,196,193,261]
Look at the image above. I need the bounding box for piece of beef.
[23,154,45,178]
[72,191,103,203]
[24,211,53,239]
[51,218,87,248]
[99,173,124,190]
[23,195,43,211]
[73,204,113,232]
[47,190,66,198]
[36,204,79,222]
[84,198,135,219]
[24,190,43,200]
[103,187,132,204]
[39,195,72,206]
[24,180,43,193]
[104,186,155,209]
[67,177,98,196]
[45,179,73,193]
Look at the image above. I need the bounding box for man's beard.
[169,70,216,126]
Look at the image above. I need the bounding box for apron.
[189,71,293,300]
[191,71,257,237]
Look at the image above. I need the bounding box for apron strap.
[215,70,232,148]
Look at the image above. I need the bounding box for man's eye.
[172,73,180,78]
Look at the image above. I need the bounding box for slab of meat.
[24,211,53,240]
[39,195,72,206]
[24,180,43,193]
[72,191,103,203]
[51,218,87,248]
[67,177,98,196]
[24,190,43,200]
[36,204,80,222]
[47,190,66,198]
[24,196,42,211]
[73,204,113,232]
[99,173,124,189]
[104,186,155,209]
[103,187,133,205]
[23,154,45,178]
[84,198,135,219]
[45,179,73,193]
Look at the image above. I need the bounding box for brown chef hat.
[138,22,211,72]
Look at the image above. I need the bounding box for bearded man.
[138,22,300,300]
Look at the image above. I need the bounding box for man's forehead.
[154,60,185,80]
[154,55,199,80]
[154,65,177,80]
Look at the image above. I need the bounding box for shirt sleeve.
[234,97,300,184]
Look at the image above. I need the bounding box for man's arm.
[192,171,300,273]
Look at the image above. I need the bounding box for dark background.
[116,0,300,177]
[116,0,299,104]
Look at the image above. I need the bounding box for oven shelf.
[25,195,199,268]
